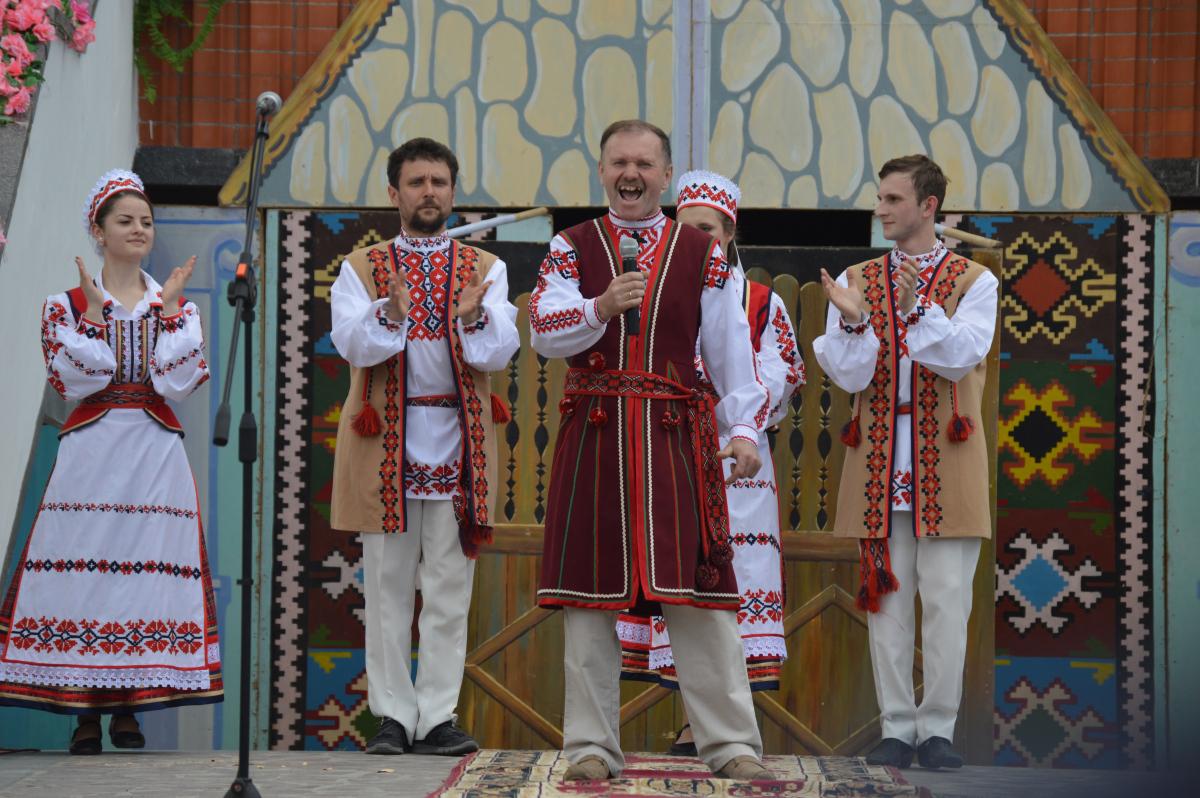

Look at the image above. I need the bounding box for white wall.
[0,2,138,558]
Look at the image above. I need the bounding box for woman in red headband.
[0,170,223,754]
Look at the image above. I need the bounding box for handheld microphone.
[255,91,283,117]
[619,235,640,336]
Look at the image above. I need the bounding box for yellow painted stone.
[854,181,878,209]
[537,0,571,14]
[444,0,497,23]
[328,95,370,203]
[390,102,451,148]
[921,0,974,18]
[364,146,392,207]
[887,9,938,123]
[748,63,812,171]
[527,18,577,137]
[868,96,925,175]
[708,100,745,179]
[784,0,845,89]
[577,0,636,39]
[787,175,818,208]
[642,0,671,25]
[814,83,863,200]
[376,4,409,45]
[478,21,528,102]
[547,148,592,206]
[410,0,434,98]
[504,0,531,22]
[844,0,883,98]
[979,162,1019,210]
[289,121,326,205]
[645,28,674,132]
[971,65,1020,157]
[712,0,744,20]
[582,47,639,157]
[972,5,1005,60]
[932,22,976,115]
[455,88,479,194]
[1058,123,1092,210]
[481,103,543,204]
[347,48,410,133]
[739,152,785,207]
[929,120,977,210]
[720,0,781,93]
[1023,79,1056,207]
[433,11,473,98]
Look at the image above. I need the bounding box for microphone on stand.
[255,90,282,117]
[619,235,640,336]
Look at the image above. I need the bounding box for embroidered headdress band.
[675,169,740,223]
[83,169,147,235]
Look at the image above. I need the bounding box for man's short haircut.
[599,119,672,165]
[387,138,459,189]
[878,154,948,213]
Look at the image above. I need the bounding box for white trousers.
[866,512,982,746]
[564,604,762,775]
[361,499,475,740]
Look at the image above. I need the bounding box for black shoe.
[69,718,102,756]
[865,737,915,769]
[108,714,145,749]
[365,717,409,755]
[917,736,963,769]
[668,724,697,757]
[411,720,479,756]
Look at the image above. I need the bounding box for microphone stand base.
[223,777,262,798]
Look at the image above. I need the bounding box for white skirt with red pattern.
[0,409,223,714]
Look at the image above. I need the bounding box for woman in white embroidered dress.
[0,170,222,754]
[616,171,805,755]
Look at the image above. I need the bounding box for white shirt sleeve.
[458,258,521,372]
[697,247,770,442]
[904,269,998,381]
[41,294,115,401]
[528,235,607,358]
[811,270,881,394]
[151,300,210,401]
[330,261,407,368]
[759,292,806,427]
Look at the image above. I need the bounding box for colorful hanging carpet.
[431,751,934,797]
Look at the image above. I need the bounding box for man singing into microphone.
[328,138,519,757]
[529,119,771,781]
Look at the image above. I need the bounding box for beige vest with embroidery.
[330,240,500,537]
[833,254,993,540]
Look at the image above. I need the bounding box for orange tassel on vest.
[352,369,381,437]
[490,393,511,424]
[841,415,862,447]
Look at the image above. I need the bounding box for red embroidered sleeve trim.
[375,304,405,333]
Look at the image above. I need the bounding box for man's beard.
[406,205,449,235]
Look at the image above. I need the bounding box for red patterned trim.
[404,461,459,496]
[370,245,407,535]
[860,259,895,538]
[24,558,201,579]
[530,248,586,333]
[8,617,204,657]
[38,501,197,519]
[406,394,459,408]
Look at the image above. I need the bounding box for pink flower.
[3,56,24,78]
[0,76,17,98]
[4,85,33,116]
[69,18,95,52]
[0,34,34,69]
[6,0,50,32]
[31,20,54,43]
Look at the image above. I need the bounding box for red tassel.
[695,562,720,590]
[458,522,494,560]
[490,393,511,424]
[948,413,975,442]
[352,403,382,437]
[709,541,734,567]
[841,416,862,448]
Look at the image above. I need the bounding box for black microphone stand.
[212,104,272,798]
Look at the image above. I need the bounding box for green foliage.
[133,0,230,103]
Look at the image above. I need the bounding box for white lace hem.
[0,661,212,691]
[615,618,651,645]
[647,634,787,670]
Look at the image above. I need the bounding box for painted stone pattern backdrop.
[225,0,1163,213]
[941,213,1155,769]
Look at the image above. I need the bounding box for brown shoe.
[563,755,611,781]
[715,755,771,780]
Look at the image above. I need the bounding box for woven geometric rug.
[431,750,934,797]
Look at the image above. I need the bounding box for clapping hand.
[385,272,411,323]
[74,257,106,324]
[160,256,197,311]
[893,258,920,315]
[456,269,493,325]
[819,268,866,324]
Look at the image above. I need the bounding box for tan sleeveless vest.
[330,239,500,555]
[833,253,993,540]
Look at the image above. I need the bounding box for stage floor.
[0,749,1186,797]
